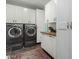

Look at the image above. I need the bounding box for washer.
[24,24,37,47]
[6,23,23,50]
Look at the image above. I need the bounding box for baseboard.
[42,48,54,59]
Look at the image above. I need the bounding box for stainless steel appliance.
[6,23,23,50]
[24,24,37,47]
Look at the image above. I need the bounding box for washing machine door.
[26,27,36,37]
[8,27,22,38]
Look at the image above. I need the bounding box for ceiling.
[6,0,51,9]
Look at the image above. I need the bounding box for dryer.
[6,23,23,50]
[24,24,37,47]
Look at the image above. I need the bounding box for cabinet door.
[6,4,16,23]
[45,0,56,23]
[6,4,36,23]
[36,9,45,42]
[28,9,36,24]
[41,35,56,58]
[56,0,72,59]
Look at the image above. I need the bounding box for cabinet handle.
[70,22,72,29]
[67,22,72,30]
[67,22,69,29]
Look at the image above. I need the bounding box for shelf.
[40,32,56,37]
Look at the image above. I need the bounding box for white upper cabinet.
[45,0,56,23]
[6,4,36,24]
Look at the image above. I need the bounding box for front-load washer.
[24,24,37,47]
[6,23,23,50]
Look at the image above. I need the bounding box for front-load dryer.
[24,24,37,47]
[6,23,23,50]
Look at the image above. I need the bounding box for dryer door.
[26,27,36,37]
[8,27,22,38]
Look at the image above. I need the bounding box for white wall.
[6,4,36,24]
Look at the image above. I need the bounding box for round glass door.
[8,27,22,38]
[26,27,36,36]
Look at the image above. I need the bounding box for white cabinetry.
[45,0,56,23]
[56,0,72,59]
[36,9,45,42]
[40,1,57,58]
[41,35,56,58]
[6,4,36,24]
[36,9,56,58]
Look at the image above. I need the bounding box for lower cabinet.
[41,35,56,59]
